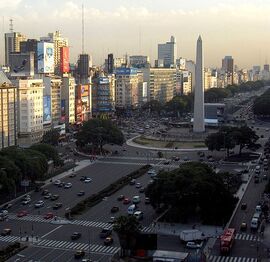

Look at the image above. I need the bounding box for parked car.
[21,198,31,205]
[123,198,131,204]
[77,191,85,196]
[99,229,112,238]
[104,236,113,246]
[44,212,54,220]
[74,250,85,259]
[111,206,119,213]
[17,210,28,217]
[35,200,45,208]
[1,228,11,236]
[71,232,82,240]
[54,180,61,185]
[135,183,142,188]
[69,172,77,178]
[84,178,92,183]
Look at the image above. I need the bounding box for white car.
[84,178,92,183]
[21,199,31,205]
[35,200,44,208]
[133,211,143,220]
[64,183,72,188]
[135,183,142,188]
[54,180,61,185]
[186,241,203,249]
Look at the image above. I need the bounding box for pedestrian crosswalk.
[71,219,113,229]
[209,255,257,262]
[35,238,120,254]
[0,234,120,255]
[9,214,50,224]
[235,233,260,242]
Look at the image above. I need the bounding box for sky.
[1,0,270,68]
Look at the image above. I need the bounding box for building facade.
[17,79,44,146]
[158,36,177,68]
[0,72,17,149]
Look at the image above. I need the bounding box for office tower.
[43,76,62,126]
[222,56,234,73]
[17,79,44,146]
[264,64,269,72]
[92,75,115,116]
[40,31,68,74]
[107,54,114,74]
[61,75,75,124]
[186,60,196,91]
[20,39,38,72]
[5,32,26,65]
[193,36,205,133]
[9,52,35,77]
[181,71,192,95]
[77,54,90,84]
[115,68,141,108]
[129,56,150,68]
[0,71,17,149]
[158,36,177,68]
[142,67,176,104]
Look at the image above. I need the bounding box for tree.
[42,129,60,146]
[30,143,63,166]
[113,215,141,252]
[145,162,237,225]
[164,95,192,117]
[77,119,124,153]
[205,88,230,103]
[142,100,162,115]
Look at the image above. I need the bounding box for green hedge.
[68,165,151,217]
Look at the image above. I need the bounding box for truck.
[220,228,236,254]
[179,229,205,242]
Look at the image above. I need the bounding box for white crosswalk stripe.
[235,233,259,242]
[209,256,257,262]
[0,235,20,242]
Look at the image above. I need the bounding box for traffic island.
[67,165,151,218]
[0,242,27,261]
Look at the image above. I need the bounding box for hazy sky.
[1,0,270,68]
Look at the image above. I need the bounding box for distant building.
[129,55,150,68]
[158,36,177,68]
[61,75,75,125]
[142,67,176,104]
[20,39,38,72]
[0,72,17,149]
[40,31,68,74]
[222,56,234,74]
[9,52,35,77]
[107,53,114,74]
[77,54,90,84]
[5,32,26,66]
[186,60,196,90]
[17,79,44,146]
[181,70,192,95]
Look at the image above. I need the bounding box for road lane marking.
[41,225,63,239]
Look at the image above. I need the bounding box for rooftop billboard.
[37,42,54,73]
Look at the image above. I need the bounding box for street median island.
[131,135,207,150]
[67,165,151,218]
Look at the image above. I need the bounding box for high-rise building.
[77,54,90,84]
[181,71,192,95]
[20,39,38,72]
[44,76,62,126]
[186,60,196,91]
[107,54,114,74]
[40,31,68,74]
[5,32,26,65]
[264,64,269,72]
[17,79,44,146]
[142,67,176,104]
[115,68,142,108]
[158,36,177,68]
[61,75,75,124]
[222,56,234,73]
[0,71,17,149]
[9,52,35,77]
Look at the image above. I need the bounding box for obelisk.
[193,35,205,132]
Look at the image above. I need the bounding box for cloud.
[0,0,21,9]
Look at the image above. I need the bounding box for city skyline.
[1,0,270,68]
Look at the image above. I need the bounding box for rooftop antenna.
[82,3,85,54]
[9,18,13,33]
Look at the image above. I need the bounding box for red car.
[43,212,54,220]
[17,210,28,217]
[123,198,131,204]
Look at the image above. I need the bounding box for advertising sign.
[43,96,52,124]
[37,42,54,73]
[81,85,89,97]
[9,52,34,77]
[115,67,137,75]
[60,47,70,73]
[99,77,109,85]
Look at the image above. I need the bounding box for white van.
[127,204,136,215]
[134,211,144,220]
[255,205,262,213]
[132,196,140,204]
[250,218,259,229]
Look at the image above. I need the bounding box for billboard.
[37,42,54,73]
[60,47,70,73]
[99,77,109,85]
[81,85,89,97]
[43,96,52,124]
[115,67,137,75]
[9,52,34,77]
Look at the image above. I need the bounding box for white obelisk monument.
[193,35,205,132]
